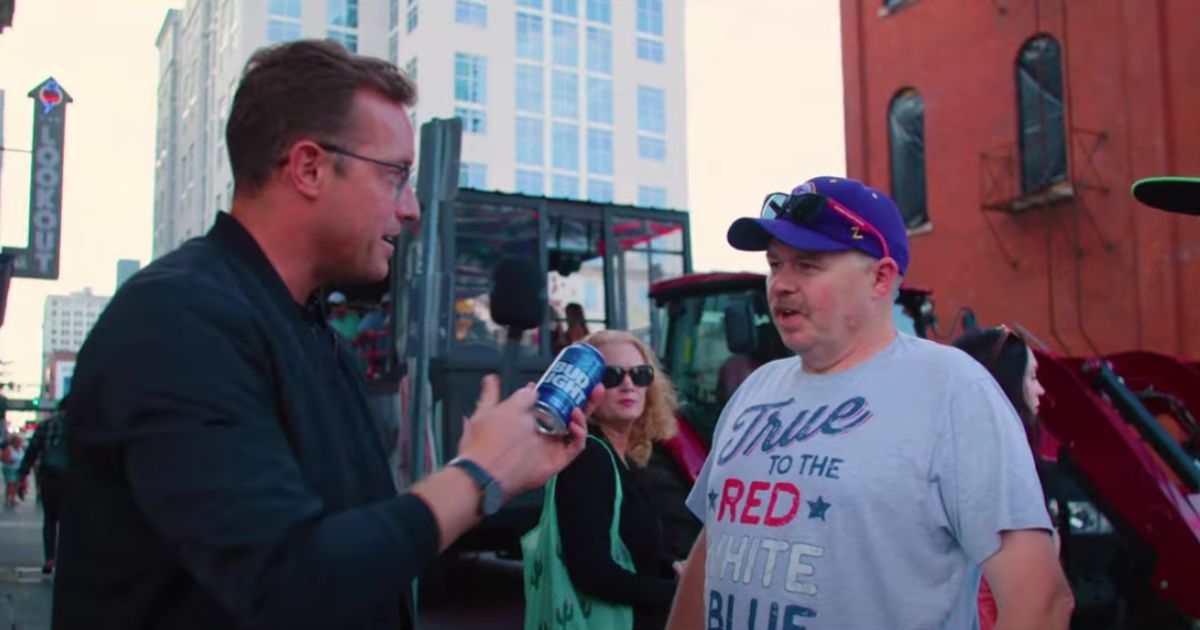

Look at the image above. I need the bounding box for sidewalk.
[0,491,53,630]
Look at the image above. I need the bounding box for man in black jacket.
[17,410,68,574]
[54,40,590,630]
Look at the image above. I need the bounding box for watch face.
[482,483,503,516]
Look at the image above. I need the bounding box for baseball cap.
[727,176,911,274]
[1131,177,1200,216]
[327,291,347,305]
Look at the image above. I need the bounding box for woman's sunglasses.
[602,365,655,388]
[986,324,1022,367]
[760,192,891,261]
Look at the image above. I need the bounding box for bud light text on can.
[532,343,606,435]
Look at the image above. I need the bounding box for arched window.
[888,88,928,228]
[1017,35,1067,195]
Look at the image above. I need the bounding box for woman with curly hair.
[554,329,680,629]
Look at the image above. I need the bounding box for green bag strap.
[541,434,627,551]
[585,434,626,547]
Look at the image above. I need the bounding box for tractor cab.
[360,185,693,554]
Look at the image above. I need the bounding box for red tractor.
[646,271,1200,630]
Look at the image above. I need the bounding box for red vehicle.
[646,271,1200,629]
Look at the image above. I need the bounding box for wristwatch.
[449,458,504,516]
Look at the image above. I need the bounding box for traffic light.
[32,397,40,410]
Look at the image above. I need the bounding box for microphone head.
[490,257,545,331]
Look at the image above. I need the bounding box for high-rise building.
[41,288,109,395]
[153,0,390,258]
[401,0,687,211]
[153,0,687,258]
[42,288,108,355]
[116,258,142,290]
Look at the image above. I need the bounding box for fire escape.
[976,0,1116,356]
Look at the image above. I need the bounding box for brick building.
[840,0,1200,357]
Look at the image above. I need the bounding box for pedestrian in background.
[525,329,680,630]
[18,411,70,574]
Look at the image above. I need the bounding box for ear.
[281,140,328,200]
[871,257,902,300]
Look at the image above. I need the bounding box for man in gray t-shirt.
[667,177,1072,630]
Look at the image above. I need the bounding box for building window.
[1017,34,1067,195]
[552,0,577,18]
[459,162,488,189]
[586,0,610,24]
[638,86,665,133]
[638,186,667,208]
[388,32,399,64]
[328,0,358,28]
[638,86,666,161]
[887,88,929,228]
[586,27,612,74]
[407,2,418,32]
[552,20,578,67]
[552,174,579,199]
[516,64,544,114]
[516,169,544,195]
[586,77,613,124]
[455,106,487,134]
[518,0,543,8]
[326,30,358,52]
[636,38,664,63]
[636,0,663,35]
[551,70,579,119]
[269,0,301,18]
[267,19,302,42]
[516,117,544,165]
[405,58,418,82]
[552,122,579,170]
[454,53,487,104]
[587,128,613,175]
[638,136,666,160]
[390,0,400,30]
[455,0,487,27]
[587,179,613,202]
[517,13,544,61]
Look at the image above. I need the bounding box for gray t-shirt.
[686,334,1050,630]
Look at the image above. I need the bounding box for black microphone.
[490,257,545,394]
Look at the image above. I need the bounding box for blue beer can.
[533,343,606,435]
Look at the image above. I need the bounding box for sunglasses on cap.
[601,365,655,388]
[760,192,892,261]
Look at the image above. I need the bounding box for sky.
[0,0,846,404]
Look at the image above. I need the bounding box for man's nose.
[769,270,798,295]
[396,184,420,222]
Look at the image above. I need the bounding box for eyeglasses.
[760,192,891,261]
[601,365,655,388]
[318,142,413,201]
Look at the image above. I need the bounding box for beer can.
[533,343,606,435]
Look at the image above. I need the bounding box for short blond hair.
[583,330,678,468]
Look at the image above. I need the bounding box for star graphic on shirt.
[708,490,718,512]
[807,496,832,521]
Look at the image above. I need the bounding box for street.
[0,492,51,630]
[0,484,523,630]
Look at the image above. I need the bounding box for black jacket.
[17,413,68,479]
[54,213,438,630]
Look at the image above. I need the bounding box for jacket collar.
[205,212,324,321]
